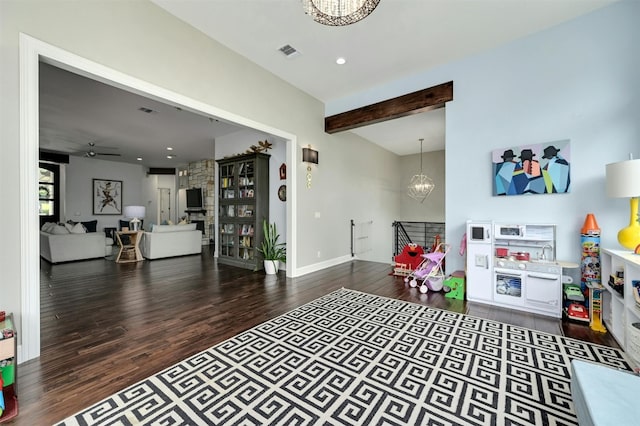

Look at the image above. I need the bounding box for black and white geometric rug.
[58,289,631,425]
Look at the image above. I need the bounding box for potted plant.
[257,219,286,274]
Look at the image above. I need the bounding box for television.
[186,188,203,209]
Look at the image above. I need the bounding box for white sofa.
[140,223,202,260]
[40,223,113,263]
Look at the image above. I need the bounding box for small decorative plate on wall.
[278,185,286,202]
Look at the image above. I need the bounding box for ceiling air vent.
[138,107,157,114]
[278,44,300,58]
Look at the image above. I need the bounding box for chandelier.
[407,139,435,203]
[302,0,381,26]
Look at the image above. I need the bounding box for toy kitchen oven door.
[493,267,524,307]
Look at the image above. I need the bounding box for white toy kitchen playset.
[466,221,564,318]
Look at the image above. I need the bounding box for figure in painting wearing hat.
[542,145,570,193]
[508,148,543,194]
[518,149,541,178]
[494,149,518,195]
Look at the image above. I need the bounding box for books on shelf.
[240,224,254,236]
[239,188,254,198]
[221,224,234,234]
[221,177,235,188]
[238,177,254,186]
[236,205,254,218]
[239,235,252,248]
[240,247,254,260]
[238,161,254,176]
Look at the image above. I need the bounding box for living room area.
[38,139,288,265]
[38,60,289,267]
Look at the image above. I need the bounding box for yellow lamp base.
[618,225,640,250]
[618,197,640,250]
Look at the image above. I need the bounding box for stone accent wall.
[187,159,215,243]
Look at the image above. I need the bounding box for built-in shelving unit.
[601,248,640,366]
[216,152,270,270]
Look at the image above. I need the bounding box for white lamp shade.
[123,205,146,219]
[606,159,640,198]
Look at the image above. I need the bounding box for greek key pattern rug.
[58,289,631,425]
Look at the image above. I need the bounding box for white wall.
[398,150,445,223]
[328,0,640,273]
[65,156,146,230]
[315,131,401,265]
[142,173,177,227]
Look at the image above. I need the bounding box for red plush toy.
[394,243,425,271]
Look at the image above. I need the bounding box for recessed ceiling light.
[336,57,346,65]
[167,155,174,159]
[166,147,173,151]
[136,157,143,161]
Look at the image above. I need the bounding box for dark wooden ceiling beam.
[324,81,453,134]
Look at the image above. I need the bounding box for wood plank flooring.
[10,253,617,425]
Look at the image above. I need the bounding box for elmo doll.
[394,243,425,271]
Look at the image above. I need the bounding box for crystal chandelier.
[302,0,381,26]
[408,139,435,203]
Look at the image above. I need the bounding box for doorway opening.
[20,34,298,362]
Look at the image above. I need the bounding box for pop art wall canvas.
[493,140,570,196]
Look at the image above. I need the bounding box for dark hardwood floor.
[11,252,617,425]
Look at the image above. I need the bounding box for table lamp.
[606,158,640,251]
[123,205,146,231]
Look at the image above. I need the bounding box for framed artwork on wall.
[493,140,571,196]
[93,178,122,214]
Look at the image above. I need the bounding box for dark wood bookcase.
[216,153,270,270]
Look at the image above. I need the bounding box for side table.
[115,231,144,263]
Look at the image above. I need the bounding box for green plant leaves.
[257,219,286,262]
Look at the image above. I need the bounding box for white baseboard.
[295,255,353,277]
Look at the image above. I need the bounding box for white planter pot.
[264,260,279,275]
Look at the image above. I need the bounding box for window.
[39,163,60,226]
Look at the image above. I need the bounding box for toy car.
[563,284,585,302]
[565,303,589,322]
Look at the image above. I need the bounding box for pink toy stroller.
[404,243,450,294]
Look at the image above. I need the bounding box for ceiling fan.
[84,142,121,158]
